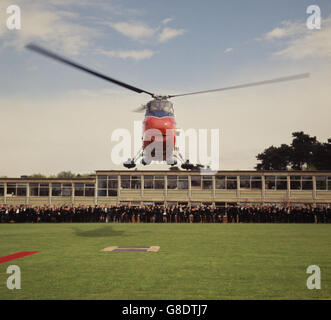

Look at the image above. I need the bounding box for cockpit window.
[147,100,174,114]
[163,104,174,113]
[150,105,159,111]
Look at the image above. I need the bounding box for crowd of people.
[0,204,330,223]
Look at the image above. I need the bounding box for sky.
[0,0,331,177]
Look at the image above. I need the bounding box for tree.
[23,172,92,178]
[255,132,331,170]
[76,173,94,178]
[28,173,47,179]
[311,139,331,170]
[56,171,77,179]
[290,132,318,170]
[256,144,292,170]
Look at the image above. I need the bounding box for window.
[7,183,16,195]
[265,176,287,190]
[302,176,313,190]
[315,176,331,191]
[74,183,84,196]
[121,176,141,189]
[121,176,130,189]
[30,183,49,196]
[240,176,250,189]
[30,183,39,196]
[226,176,237,190]
[265,176,276,190]
[167,176,188,189]
[98,175,117,197]
[240,176,262,190]
[144,176,153,189]
[74,183,95,197]
[316,176,327,190]
[98,189,107,197]
[85,184,95,197]
[131,176,141,189]
[251,176,262,189]
[6,183,27,196]
[51,183,72,196]
[143,176,164,189]
[108,178,118,189]
[40,183,50,196]
[167,176,177,189]
[62,183,72,196]
[191,176,201,189]
[98,176,107,189]
[276,176,287,190]
[290,176,301,190]
[290,176,313,190]
[52,183,61,196]
[0,183,4,196]
[178,176,188,189]
[215,176,225,189]
[155,176,164,189]
[108,176,118,196]
[147,100,174,115]
[202,176,213,189]
[17,184,27,196]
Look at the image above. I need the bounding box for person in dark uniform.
[226,205,232,223]
[327,204,331,223]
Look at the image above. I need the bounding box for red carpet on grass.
[0,251,39,264]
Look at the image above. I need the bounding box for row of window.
[96,175,328,191]
[50,183,95,197]
[0,183,95,197]
[1,183,27,196]
[1,176,331,197]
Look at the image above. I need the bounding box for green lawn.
[0,223,330,300]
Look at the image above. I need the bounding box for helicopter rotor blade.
[168,73,310,98]
[26,43,155,97]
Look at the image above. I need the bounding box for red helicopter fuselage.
[142,99,176,161]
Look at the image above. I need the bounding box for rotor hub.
[152,94,170,100]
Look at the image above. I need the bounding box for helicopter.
[26,44,309,170]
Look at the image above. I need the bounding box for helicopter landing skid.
[123,147,144,169]
[172,151,195,170]
[123,148,196,170]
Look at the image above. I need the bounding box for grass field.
[0,223,330,300]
